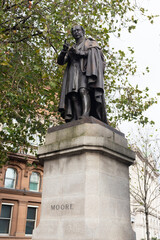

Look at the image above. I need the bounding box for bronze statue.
[57,25,107,123]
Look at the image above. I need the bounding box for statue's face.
[72,26,84,40]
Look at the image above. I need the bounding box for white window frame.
[4,168,17,189]
[29,172,40,192]
[0,203,14,236]
[25,205,38,236]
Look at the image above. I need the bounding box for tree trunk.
[144,155,150,240]
[145,206,150,240]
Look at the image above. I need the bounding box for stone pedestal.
[32,117,136,240]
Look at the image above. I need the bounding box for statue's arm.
[57,40,69,65]
[57,50,68,65]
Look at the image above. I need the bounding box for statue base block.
[32,117,136,240]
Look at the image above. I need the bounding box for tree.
[0,0,158,165]
[129,128,160,240]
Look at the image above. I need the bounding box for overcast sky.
[111,0,160,136]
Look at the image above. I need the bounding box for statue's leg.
[70,93,81,120]
[79,88,91,118]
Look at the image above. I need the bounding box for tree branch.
[8,32,42,43]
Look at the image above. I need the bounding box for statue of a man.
[57,25,107,123]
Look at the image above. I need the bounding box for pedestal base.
[32,117,136,240]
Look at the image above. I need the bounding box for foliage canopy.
[0,0,157,164]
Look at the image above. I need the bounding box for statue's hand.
[69,46,76,52]
[70,47,80,55]
[68,46,76,57]
[71,48,88,57]
[63,39,69,51]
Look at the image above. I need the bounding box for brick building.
[0,152,43,240]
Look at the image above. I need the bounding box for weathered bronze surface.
[57,25,107,123]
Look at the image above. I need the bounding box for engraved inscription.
[51,204,73,210]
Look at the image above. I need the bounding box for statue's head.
[71,25,85,40]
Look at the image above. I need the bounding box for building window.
[0,204,13,234]
[29,172,40,192]
[25,206,37,235]
[4,168,17,189]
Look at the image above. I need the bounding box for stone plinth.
[32,117,136,240]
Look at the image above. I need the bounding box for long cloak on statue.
[57,38,107,123]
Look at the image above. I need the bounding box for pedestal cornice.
[38,117,135,166]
